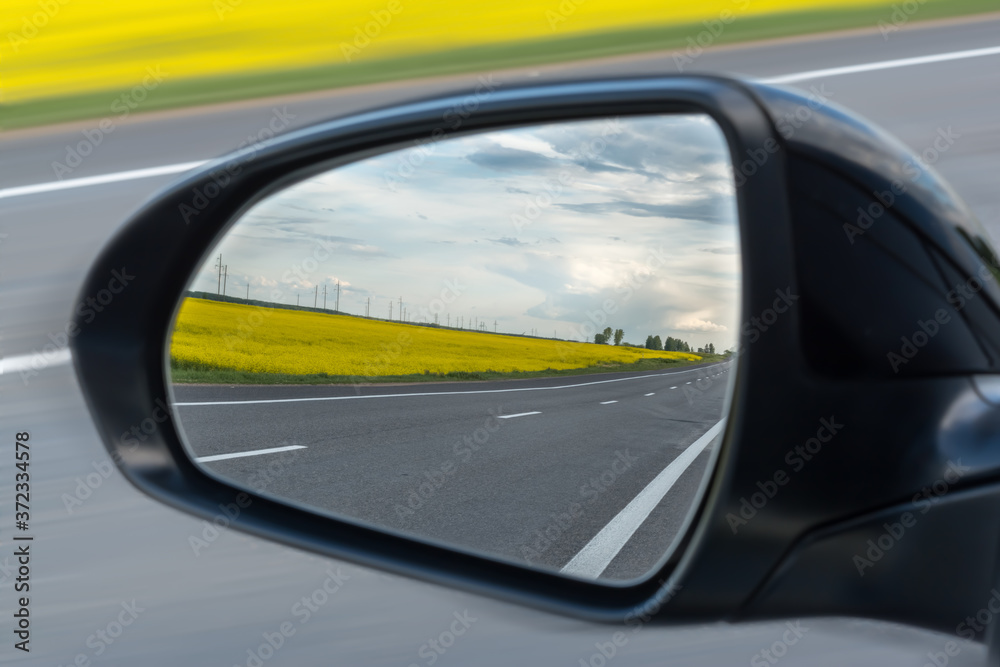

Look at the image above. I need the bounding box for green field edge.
[3,0,996,131]
[169,354,726,386]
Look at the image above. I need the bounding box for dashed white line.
[561,419,726,579]
[644,393,655,397]
[1,348,72,374]
[195,444,306,463]
[600,400,618,405]
[497,411,541,419]
[670,386,678,389]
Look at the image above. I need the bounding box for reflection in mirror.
[169,115,740,581]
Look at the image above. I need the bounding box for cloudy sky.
[190,115,741,350]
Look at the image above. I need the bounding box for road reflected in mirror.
[169,115,740,581]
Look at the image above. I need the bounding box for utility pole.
[389,302,392,320]
[222,265,228,295]
[322,284,327,310]
[314,285,318,308]
[398,297,402,322]
[215,254,223,294]
[447,314,450,327]
[296,293,300,306]
[495,320,498,333]
[336,280,341,312]
[366,297,370,317]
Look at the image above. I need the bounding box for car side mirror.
[72,75,1000,637]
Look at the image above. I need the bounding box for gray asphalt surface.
[173,363,730,579]
[3,13,999,666]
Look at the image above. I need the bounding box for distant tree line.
[591,326,717,354]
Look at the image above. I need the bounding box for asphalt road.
[3,13,999,666]
[174,363,731,580]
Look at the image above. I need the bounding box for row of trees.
[592,327,717,355]
[594,327,625,345]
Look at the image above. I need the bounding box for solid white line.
[760,45,1000,84]
[600,400,618,405]
[172,365,723,406]
[497,411,541,419]
[0,348,72,374]
[561,419,726,579]
[195,444,306,463]
[644,393,655,397]
[0,161,208,200]
[1,47,994,204]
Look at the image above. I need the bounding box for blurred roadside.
[1,0,997,131]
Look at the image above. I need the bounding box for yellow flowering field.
[3,0,894,104]
[169,297,700,380]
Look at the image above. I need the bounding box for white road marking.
[670,386,678,389]
[760,45,1000,84]
[600,400,618,405]
[561,419,726,579]
[497,411,541,419]
[173,364,725,406]
[0,161,209,200]
[195,444,306,463]
[1,47,995,203]
[686,382,692,385]
[1,348,72,374]
[644,393,655,397]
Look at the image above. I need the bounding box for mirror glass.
[168,115,740,582]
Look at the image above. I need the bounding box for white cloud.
[674,318,728,333]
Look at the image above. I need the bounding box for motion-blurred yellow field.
[169,298,700,379]
[3,0,889,104]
